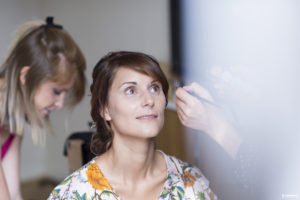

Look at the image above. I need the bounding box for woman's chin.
[140,128,161,138]
[40,110,50,118]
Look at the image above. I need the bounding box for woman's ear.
[100,107,112,121]
[20,66,30,85]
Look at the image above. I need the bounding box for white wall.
[0,0,43,61]
[0,0,170,181]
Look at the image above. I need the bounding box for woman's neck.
[96,136,164,185]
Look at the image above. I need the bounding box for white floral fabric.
[48,151,218,200]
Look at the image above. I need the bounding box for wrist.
[205,107,243,159]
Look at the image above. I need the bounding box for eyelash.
[125,86,136,95]
[149,84,161,93]
[53,89,62,95]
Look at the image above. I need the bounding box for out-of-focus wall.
[0,0,170,181]
[0,0,42,61]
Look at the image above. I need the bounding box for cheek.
[157,95,167,111]
[107,98,139,130]
[33,89,53,109]
[109,100,136,120]
[158,113,165,130]
[33,90,43,109]
[107,94,138,116]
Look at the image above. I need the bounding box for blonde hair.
[0,19,86,144]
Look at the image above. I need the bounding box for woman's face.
[103,67,166,139]
[34,79,74,118]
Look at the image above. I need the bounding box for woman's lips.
[136,114,158,120]
[42,108,53,117]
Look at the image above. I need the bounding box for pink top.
[0,125,15,160]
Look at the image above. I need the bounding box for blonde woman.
[0,17,86,200]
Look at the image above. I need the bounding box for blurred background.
[0,0,299,199]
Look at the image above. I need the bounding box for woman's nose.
[142,91,155,107]
[55,94,65,109]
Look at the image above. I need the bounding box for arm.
[175,82,242,159]
[0,163,11,199]
[2,135,23,200]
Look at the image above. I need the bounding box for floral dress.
[48,151,218,200]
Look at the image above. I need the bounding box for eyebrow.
[121,80,160,86]
[121,81,137,86]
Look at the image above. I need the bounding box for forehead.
[39,79,74,90]
[112,67,155,85]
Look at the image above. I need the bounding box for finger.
[175,99,188,116]
[176,99,198,120]
[176,93,199,117]
[176,107,188,126]
[177,111,185,126]
[175,87,187,102]
[183,82,214,102]
[175,87,199,105]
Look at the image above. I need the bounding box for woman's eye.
[150,84,161,93]
[53,89,62,95]
[125,87,136,95]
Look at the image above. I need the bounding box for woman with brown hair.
[0,17,86,199]
[48,51,217,200]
